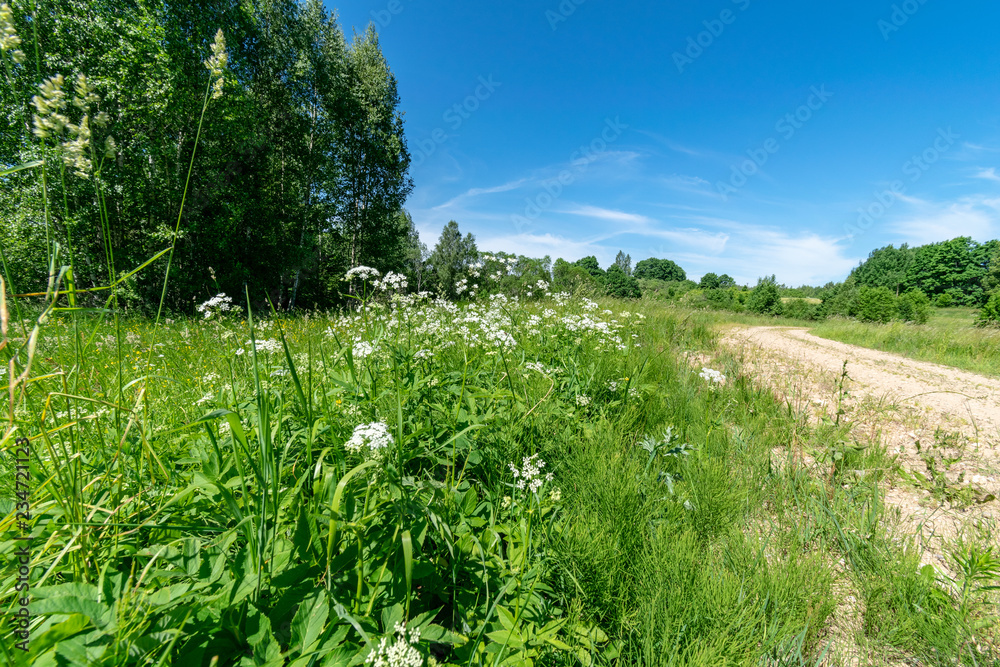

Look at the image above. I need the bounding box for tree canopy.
[0,0,412,312]
[634,257,686,282]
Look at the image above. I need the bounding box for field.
[811,309,1000,377]
[2,290,998,666]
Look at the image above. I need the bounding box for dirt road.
[721,326,999,558]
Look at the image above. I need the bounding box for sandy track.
[721,326,999,560]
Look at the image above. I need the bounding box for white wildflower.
[375,272,408,292]
[365,622,422,667]
[699,367,726,386]
[575,395,591,407]
[197,293,234,319]
[252,338,282,354]
[352,341,375,360]
[508,454,553,495]
[524,361,551,375]
[345,422,394,457]
[345,266,381,281]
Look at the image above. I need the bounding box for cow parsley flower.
[366,622,422,667]
[375,272,408,292]
[575,395,591,407]
[509,454,554,495]
[345,266,381,281]
[197,293,234,319]
[345,422,394,457]
[524,361,552,375]
[352,341,375,360]
[251,338,282,354]
[699,367,726,386]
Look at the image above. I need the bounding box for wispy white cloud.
[889,197,998,245]
[562,205,652,224]
[433,178,528,210]
[672,230,860,286]
[973,167,1000,183]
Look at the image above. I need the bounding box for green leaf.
[291,589,329,654]
[487,629,524,649]
[401,530,413,615]
[246,605,282,666]
[0,160,43,177]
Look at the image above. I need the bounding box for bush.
[854,286,898,323]
[746,276,784,316]
[605,264,642,299]
[782,298,824,321]
[897,290,931,324]
[935,292,955,308]
[975,291,1000,327]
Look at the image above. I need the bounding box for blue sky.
[330,0,1000,286]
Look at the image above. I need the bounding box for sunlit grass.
[811,308,1000,376]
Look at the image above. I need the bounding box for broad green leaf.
[290,589,329,653]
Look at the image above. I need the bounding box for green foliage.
[905,237,996,306]
[937,292,956,308]
[846,237,1000,308]
[782,298,823,321]
[716,273,736,289]
[427,220,478,299]
[1,0,412,312]
[574,255,606,282]
[850,244,913,293]
[853,285,898,323]
[975,290,1000,327]
[553,258,600,294]
[614,250,632,276]
[633,257,686,282]
[604,264,642,299]
[897,289,931,324]
[698,272,721,290]
[746,275,784,316]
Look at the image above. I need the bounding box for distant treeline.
[660,236,1000,325]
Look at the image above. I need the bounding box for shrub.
[605,264,642,299]
[746,276,784,316]
[897,290,931,324]
[975,291,1000,327]
[854,285,898,323]
[935,292,955,308]
[782,298,824,321]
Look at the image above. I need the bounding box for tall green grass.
[3,289,999,665]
